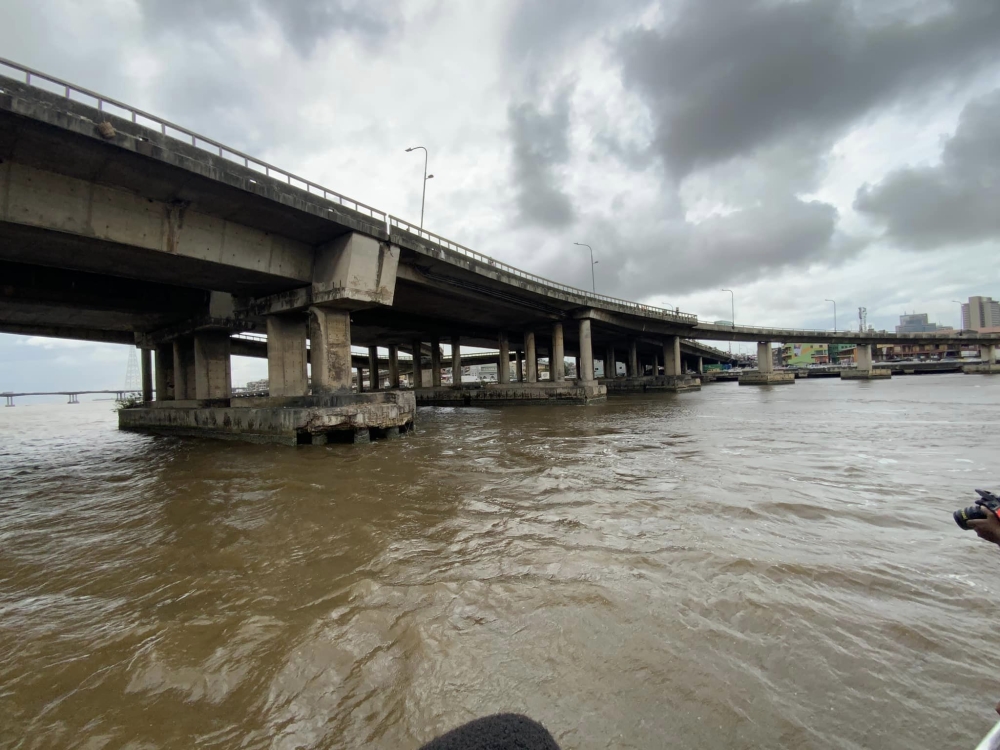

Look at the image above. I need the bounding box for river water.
[1,375,999,749]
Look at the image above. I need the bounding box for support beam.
[856,343,873,372]
[172,337,196,400]
[498,331,511,384]
[411,339,423,388]
[578,318,594,383]
[757,342,774,374]
[525,331,537,383]
[605,346,616,378]
[266,314,308,397]
[194,331,232,400]
[552,323,565,382]
[452,336,462,388]
[141,348,153,402]
[629,340,638,378]
[664,336,681,376]
[431,337,441,387]
[388,345,399,389]
[309,306,352,393]
[154,343,174,401]
[368,346,380,390]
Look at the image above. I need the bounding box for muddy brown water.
[1,375,999,749]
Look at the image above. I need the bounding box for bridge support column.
[982,345,997,364]
[388,346,399,389]
[696,356,703,375]
[140,348,153,402]
[578,319,594,383]
[740,342,794,385]
[411,340,423,388]
[154,344,174,401]
[525,331,537,383]
[605,346,616,378]
[194,331,232,400]
[516,350,524,382]
[368,346,380,391]
[172,338,196,400]
[356,367,364,392]
[309,307,352,393]
[266,314,308,397]
[628,341,638,378]
[498,332,511,384]
[552,323,565,382]
[664,336,681,377]
[452,337,462,388]
[842,343,891,379]
[964,344,1000,373]
[431,337,442,387]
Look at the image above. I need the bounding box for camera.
[954,489,1000,530]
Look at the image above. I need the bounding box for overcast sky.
[2,0,999,396]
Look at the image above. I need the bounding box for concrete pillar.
[628,340,638,378]
[411,340,423,388]
[578,318,594,383]
[308,306,352,393]
[368,346,380,390]
[266,315,308,397]
[605,346,616,378]
[154,344,174,400]
[431,337,441,387]
[525,331,538,383]
[856,343,873,372]
[141,348,153,402]
[193,331,232,400]
[981,344,997,364]
[172,338,196,400]
[498,331,511,384]
[452,336,462,388]
[356,366,364,392]
[757,342,774,374]
[664,336,681,376]
[552,323,565,382]
[516,350,524,382]
[388,345,399,389]
[696,356,703,374]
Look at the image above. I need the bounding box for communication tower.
[858,307,867,333]
[124,349,141,391]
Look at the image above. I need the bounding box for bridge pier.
[194,331,232,400]
[173,338,196,400]
[430,337,442,387]
[154,344,174,400]
[841,343,891,379]
[411,340,424,388]
[740,342,794,385]
[388,345,400,389]
[140,348,153,402]
[525,331,537,383]
[964,344,1000,373]
[452,337,462,387]
[578,319,594,383]
[266,314,308,397]
[552,323,565,382]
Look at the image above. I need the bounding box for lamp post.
[952,300,965,329]
[722,288,734,355]
[573,242,597,293]
[405,146,433,228]
[825,299,837,332]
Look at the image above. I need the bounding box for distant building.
[961,296,1000,331]
[828,343,856,364]
[781,343,829,366]
[896,313,952,334]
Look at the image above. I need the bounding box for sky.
[1,0,999,396]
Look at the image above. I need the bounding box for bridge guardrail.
[0,57,387,223]
[388,216,699,325]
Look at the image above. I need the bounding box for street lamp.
[404,146,433,228]
[573,242,597,293]
[825,299,837,332]
[952,300,965,329]
[722,288,734,354]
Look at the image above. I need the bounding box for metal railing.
[0,57,386,222]
[0,56,703,325]
[388,216,698,324]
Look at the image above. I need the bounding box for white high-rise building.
[961,296,1000,331]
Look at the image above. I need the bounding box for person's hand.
[967,510,1000,547]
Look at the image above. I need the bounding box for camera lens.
[954,506,988,530]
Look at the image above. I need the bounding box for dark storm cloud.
[508,86,576,228]
[138,0,402,53]
[619,0,1000,180]
[854,90,1000,249]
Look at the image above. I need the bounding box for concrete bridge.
[1,59,998,442]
